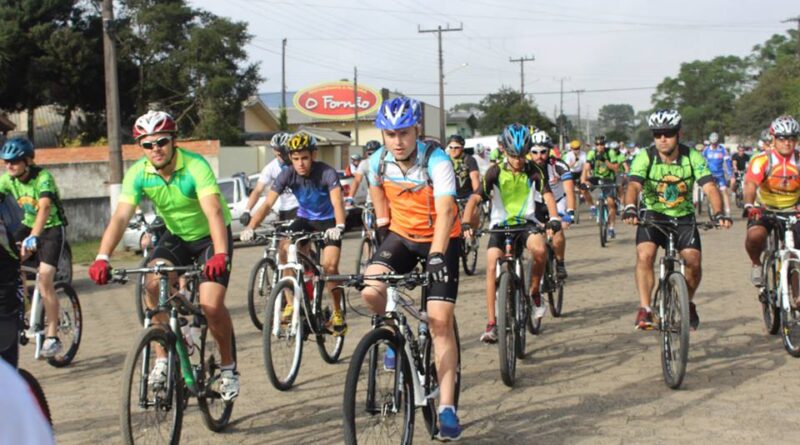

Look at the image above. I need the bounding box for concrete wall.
[62,197,111,243]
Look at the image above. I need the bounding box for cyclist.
[581,135,620,238]
[563,139,586,177]
[362,96,463,440]
[447,134,480,202]
[462,124,561,343]
[0,137,68,358]
[240,131,348,334]
[489,134,504,166]
[473,142,491,175]
[346,140,380,206]
[529,130,575,279]
[621,109,732,331]
[702,132,733,216]
[241,132,298,228]
[743,115,800,287]
[730,145,750,199]
[88,111,239,400]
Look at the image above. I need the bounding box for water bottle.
[181,324,195,356]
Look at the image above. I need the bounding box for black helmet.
[364,140,381,156]
[447,134,465,146]
[594,135,606,145]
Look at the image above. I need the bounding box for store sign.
[293,81,382,120]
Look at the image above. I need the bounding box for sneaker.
[436,407,463,441]
[149,359,168,386]
[751,265,764,287]
[480,323,498,344]
[532,293,547,319]
[689,302,700,331]
[589,206,597,218]
[329,310,348,336]
[635,307,654,330]
[383,347,396,371]
[556,261,568,280]
[40,337,62,358]
[281,303,294,324]
[608,227,616,239]
[219,369,240,402]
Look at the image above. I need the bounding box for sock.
[438,405,456,415]
[221,362,236,372]
[643,305,653,313]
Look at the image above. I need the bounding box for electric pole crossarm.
[509,55,535,99]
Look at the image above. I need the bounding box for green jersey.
[0,166,67,229]
[586,149,619,179]
[119,148,232,241]
[479,160,550,227]
[629,144,713,218]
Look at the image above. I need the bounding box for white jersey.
[0,360,55,445]
[355,160,372,204]
[258,158,299,211]
[563,150,586,174]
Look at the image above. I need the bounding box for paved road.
[21,211,798,444]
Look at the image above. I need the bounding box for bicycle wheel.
[47,282,82,367]
[262,279,303,391]
[135,258,148,326]
[761,254,780,335]
[422,319,462,438]
[659,273,690,389]
[496,270,517,387]
[197,325,237,431]
[247,257,278,331]
[780,265,800,356]
[355,237,373,275]
[461,235,479,276]
[120,325,183,445]
[314,273,346,364]
[18,368,51,425]
[515,271,528,359]
[479,201,491,230]
[343,327,413,445]
[547,252,564,317]
[599,203,608,247]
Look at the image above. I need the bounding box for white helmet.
[531,130,552,148]
[709,132,720,144]
[647,109,682,131]
[475,143,486,155]
[770,115,800,137]
[609,141,620,150]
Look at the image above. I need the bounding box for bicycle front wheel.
[659,273,690,389]
[497,271,517,387]
[547,253,564,317]
[120,325,183,445]
[315,276,345,364]
[134,258,148,326]
[247,257,278,331]
[18,368,51,425]
[422,319,461,439]
[197,326,237,431]
[780,265,800,356]
[262,279,304,391]
[599,203,608,248]
[47,282,82,367]
[461,236,478,276]
[761,254,780,335]
[343,327,413,445]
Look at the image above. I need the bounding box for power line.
[403,85,657,97]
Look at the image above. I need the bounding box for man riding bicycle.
[361,96,463,440]
[743,115,800,288]
[462,124,562,343]
[730,145,750,198]
[241,131,349,335]
[0,137,68,358]
[622,109,732,331]
[447,134,480,203]
[581,135,620,239]
[347,140,380,207]
[702,132,733,216]
[88,111,239,400]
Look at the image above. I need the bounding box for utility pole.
[783,16,800,57]
[101,0,123,212]
[353,66,359,146]
[280,38,288,131]
[418,23,463,142]
[556,77,570,150]
[573,89,585,139]
[509,55,535,101]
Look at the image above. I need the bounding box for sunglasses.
[448,145,464,150]
[141,137,171,150]
[530,149,548,155]
[653,130,678,139]
[776,135,798,141]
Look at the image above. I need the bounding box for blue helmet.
[375,97,422,130]
[1,137,34,161]
[501,123,532,157]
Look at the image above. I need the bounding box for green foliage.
[733,56,800,139]
[477,87,552,135]
[597,104,635,139]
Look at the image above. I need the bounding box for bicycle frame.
[359,204,376,240]
[774,215,800,312]
[273,233,324,338]
[20,265,46,360]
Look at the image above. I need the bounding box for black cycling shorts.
[747,213,800,248]
[14,225,64,268]
[288,217,341,248]
[150,226,234,287]
[486,223,541,251]
[589,177,618,200]
[279,208,298,221]
[369,231,460,304]
[635,211,701,251]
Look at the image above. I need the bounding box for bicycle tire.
[461,236,479,276]
[314,271,346,364]
[547,252,564,317]
[659,272,690,389]
[422,319,462,438]
[497,270,517,387]
[120,324,183,445]
[780,265,800,357]
[515,270,528,359]
[247,257,278,331]
[599,203,608,248]
[198,325,237,431]
[47,282,82,368]
[761,253,780,335]
[18,368,51,425]
[354,237,373,275]
[134,258,148,326]
[262,279,304,391]
[343,327,413,445]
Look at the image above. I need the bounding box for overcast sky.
[189,0,798,120]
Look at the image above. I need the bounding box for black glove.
[376,226,390,245]
[239,211,252,226]
[622,205,638,222]
[712,213,733,225]
[579,182,590,191]
[426,253,449,284]
[546,219,562,233]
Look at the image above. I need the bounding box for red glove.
[204,253,230,281]
[88,259,111,285]
[744,204,763,221]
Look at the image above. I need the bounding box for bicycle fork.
[385,288,429,408]
[25,276,45,360]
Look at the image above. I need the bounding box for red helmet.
[133,111,177,140]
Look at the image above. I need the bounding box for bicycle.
[637,217,716,389]
[355,203,379,275]
[18,264,82,367]
[456,198,481,276]
[541,231,565,317]
[113,262,237,444]
[758,212,783,336]
[130,214,166,325]
[733,171,745,209]
[245,221,296,331]
[261,230,346,391]
[761,213,800,356]
[331,271,462,443]
[589,181,617,248]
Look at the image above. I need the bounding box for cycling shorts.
[287,217,341,248]
[486,223,541,251]
[150,226,234,287]
[279,208,298,221]
[635,211,701,251]
[14,226,64,268]
[712,173,728,190]
[589,177,618,199]
[369,231,460,304]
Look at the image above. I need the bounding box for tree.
[749,29,799,74]
[733,56,800,139]
[477,87,552,135]
[597,104,634,140]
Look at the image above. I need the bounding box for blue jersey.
[702,145,732,177]
[272,161,341,221]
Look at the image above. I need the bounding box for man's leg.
[37,263,59,339]
[321,245,343,312]
[680,248,702,300]
[361,263,391,314]
[198,282,235,366]
[526,233,548,317]
[635,241,659,329]
[607,195,617,229]
[428,300,457,406]
[745,225,767,266]
[481,247,502,343]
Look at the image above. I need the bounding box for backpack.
[376,142,439,188]
[643,143,694,182]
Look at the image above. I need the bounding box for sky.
[189,0,798,120]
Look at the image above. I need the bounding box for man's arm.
[624,181,643,208]
[248,190,280,229]
[349,172,364,199]
[245,181,267,212]
[563,179,576,214]
[199,194,229,255]
[96,202,138,257]
[703,181,724,216]
[430,195,455,255]
[329,186,346,226]
[30,197,51,237]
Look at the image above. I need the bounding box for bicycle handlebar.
[321,272,430,289]
[111,263,202,284]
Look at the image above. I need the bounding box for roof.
[297,126,352,144]
[0,114,15,132]
[259,92,296,109]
